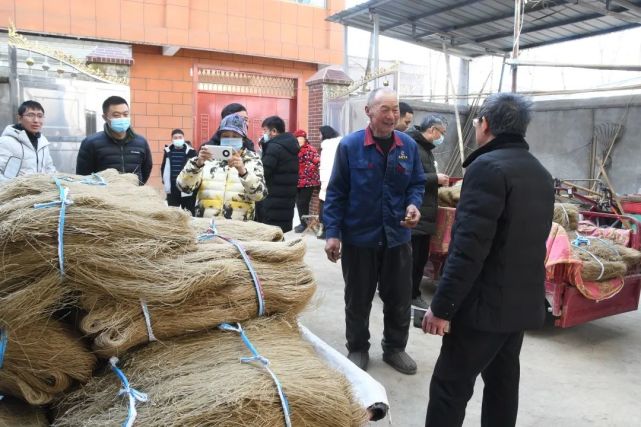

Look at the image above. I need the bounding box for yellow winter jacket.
[176,149,266,220]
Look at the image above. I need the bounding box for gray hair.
[417,115,445,132]
[366,87,397,107]
[477,93,533,136]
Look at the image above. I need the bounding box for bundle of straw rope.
[568,232,634,281]
[553,203,580,231]
[438,182,462,208]
[0,397,48,427]
[0,318,96,405]
[192,217,284,242]
[79,240,316,357]
[54,317,369,427]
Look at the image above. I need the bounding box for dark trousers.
[167,192,196,216]
[425,323,525,427]
[341,242,412,354]
[296,186,318,222]
[411,234,431,299]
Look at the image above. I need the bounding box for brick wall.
[307,84,324,150]
[130,45,317,188]
[2,0,345,66]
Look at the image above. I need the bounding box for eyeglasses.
[434,127,446,136]
[22,113,45,120]
[473,117,483,127]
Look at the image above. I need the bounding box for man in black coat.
[259,116,299,232]
[76,96,152,184]
[422,93,554,427]
[405,116,449,312]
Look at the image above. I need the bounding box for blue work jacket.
[324,127,426,248]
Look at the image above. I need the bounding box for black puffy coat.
[406,128,438,236]
[430,133,554,332]
[260,132,300,232]
[76,129,153,184]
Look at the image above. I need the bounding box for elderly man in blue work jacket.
[323,88,426,375]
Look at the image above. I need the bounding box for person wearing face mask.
[76,96,153,185]
[293,129,320,233]
[259,116,300,233]
[405,116,450,317]
[0,100,57,183]
[205,102,255,152]
[176,114,266,220]
[161,129,198,214]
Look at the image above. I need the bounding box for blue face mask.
[220,137,244,151]
[110,117,130,133]
[263,132,270,143]
[173,139,185,148]
[433,135,444,146]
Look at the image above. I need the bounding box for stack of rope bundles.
[553,203,580,231]
[1,171,367,426]
[53,317,369,427]
[437,181,462,208]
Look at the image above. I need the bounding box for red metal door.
[196,93,297,150]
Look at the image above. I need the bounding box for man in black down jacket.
[422,93,554,427]
[406,116,449,312]
[76,96,153,184]
[259,116,299,232]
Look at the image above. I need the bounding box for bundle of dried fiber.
[54,317,369,427]
[568,231,641,272]
[0,396,48,427]
[0,318,96,405]
[68,239,309,305]
[553,203,579,231]
[570,246,627,281]
[191,217,284,242]
[80,254,316,357]
[437,182,462,208]
[0,274,67,330]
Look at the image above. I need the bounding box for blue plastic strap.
[109,357,148,427]
[198,218,266,316]
[34,177,72,276]
[81,173,108,186]
[571,236,591,247]
[219,323,291,427]
[0,328,7,369]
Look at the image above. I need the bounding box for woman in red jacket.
[294,129,320,233]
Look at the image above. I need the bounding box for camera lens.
[223,150,230,157]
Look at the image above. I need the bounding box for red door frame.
[190,63,304,148]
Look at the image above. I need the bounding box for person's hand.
[325,238,342,263]
[437,174,450,186]
[422,308,450,336]
[229,151,246,176]
[196,146,212,167]
[401,204,420,228]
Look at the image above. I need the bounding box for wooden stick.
[597,161,631,229]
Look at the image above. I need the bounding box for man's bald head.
[365,88,400,138]
[367,87,398,108]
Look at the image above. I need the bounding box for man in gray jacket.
[0,100,56,183]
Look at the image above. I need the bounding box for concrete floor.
[292,232,641,427]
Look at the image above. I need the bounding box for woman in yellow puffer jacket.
[176,114,266,220]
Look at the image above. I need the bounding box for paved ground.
[291,231,641,427]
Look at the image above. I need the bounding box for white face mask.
[220,137,244,151]
[263,132,270,143]
[173,139,185,148]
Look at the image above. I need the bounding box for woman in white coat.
[0,100,56,183]
[317,125,341,239]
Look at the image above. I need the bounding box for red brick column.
[305,67,352,221]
